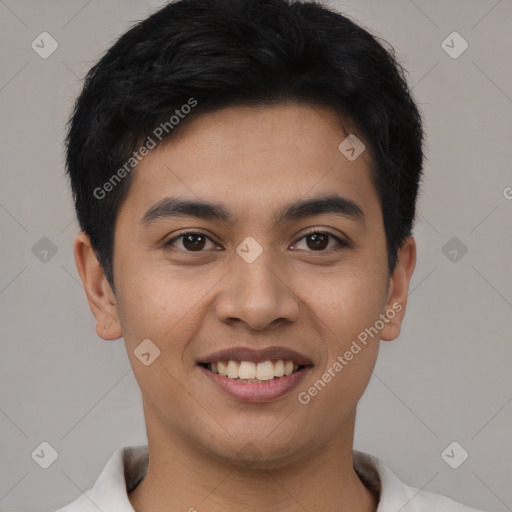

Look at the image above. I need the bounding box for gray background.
[0,0,511,510]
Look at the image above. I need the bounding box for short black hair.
[65,0,424,292]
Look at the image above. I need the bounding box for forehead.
[118,102,381,226]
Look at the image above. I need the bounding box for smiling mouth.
[198,360,307,383]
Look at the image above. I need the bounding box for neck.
[129,410,378,512]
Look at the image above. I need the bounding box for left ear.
[380,236,416,342]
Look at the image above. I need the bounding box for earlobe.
[380,236,416,342]
[73,231,123,341]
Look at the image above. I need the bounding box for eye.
[292,229,349,252]
[165,231,219,252]
[164,229,350,253]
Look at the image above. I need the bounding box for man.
[59,0,484,510]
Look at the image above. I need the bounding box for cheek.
[116,249,181,331]
[114,257,215,366]
[114,270,199,407]
[296,253,388,398]
[296,272,383,429]
[302,346,379,435]
[301,263,388,337]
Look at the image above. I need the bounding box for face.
[75,102,415,469]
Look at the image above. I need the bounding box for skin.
[74,102,416,512]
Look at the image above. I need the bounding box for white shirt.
[55,444,484,512]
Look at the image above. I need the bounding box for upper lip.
[197,346,313,366]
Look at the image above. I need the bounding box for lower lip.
[198,365,311,402]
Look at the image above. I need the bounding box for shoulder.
[353,450,486,512]
[409,487,485,512]
[53,444,149,512]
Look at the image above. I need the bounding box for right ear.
[73,231,123,341]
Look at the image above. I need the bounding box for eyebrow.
[140,193,366,228]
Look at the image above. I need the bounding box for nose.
[214,248,299,331]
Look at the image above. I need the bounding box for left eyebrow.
[139,193,366,227]
[275,194,366,226]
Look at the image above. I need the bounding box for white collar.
[56,444,482,512]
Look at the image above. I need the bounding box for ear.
[73,231,123,341]
[380,236,416,342]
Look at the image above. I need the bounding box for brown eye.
[165,232,216,252]
[182,233,206,251]
[306,232,329,250]
[293,230,348,252]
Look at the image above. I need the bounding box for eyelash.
[164,229,350,253]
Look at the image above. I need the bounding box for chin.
[201,430,315,471]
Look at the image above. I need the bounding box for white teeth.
[256,361,275,381]
[238,361,256,379]
[274,360,285,377]
[217,361,227,377]
[207,359,302,381]
[227,360,239,379]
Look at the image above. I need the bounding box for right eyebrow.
[140,197,232,226]
[139,193,366,228]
